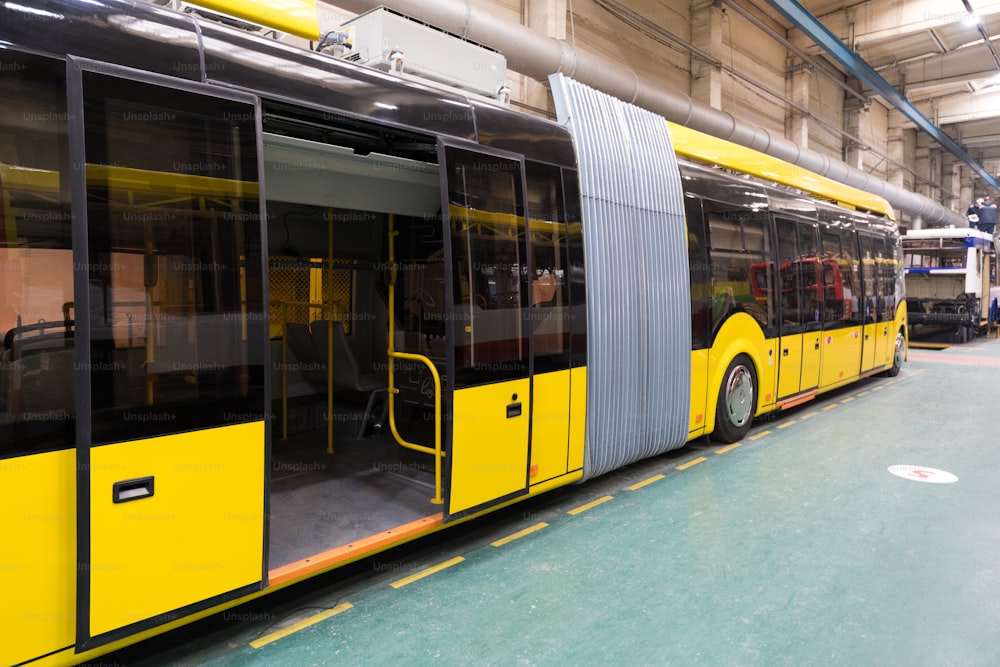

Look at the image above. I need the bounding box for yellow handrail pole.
[142,194,156,406]
[387,214,443,504]
[327,213,334,455]
[388,351,442,505]
[281,301,288,441]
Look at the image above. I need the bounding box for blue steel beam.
[766,0,1000,192]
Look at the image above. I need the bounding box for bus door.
[440,143,531,520]
[859,234,881,372]
[71,62,267,649]
[774,218,821,396]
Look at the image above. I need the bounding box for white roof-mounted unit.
[334,7,511,105]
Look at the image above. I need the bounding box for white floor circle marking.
[887,465,958,484]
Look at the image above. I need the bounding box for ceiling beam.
[765,0,1000,191]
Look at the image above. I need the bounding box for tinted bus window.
[445,147,528,386]
[0,52,75,458]
[703,199,776,337]
[562,169,586,368]
[685,194,711,349]
[525,161,571,375]
[82,73,265,443]
[774,217,808,333]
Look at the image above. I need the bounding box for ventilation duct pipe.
[330,0,965,226]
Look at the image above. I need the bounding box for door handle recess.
[113,476,155,504]
[506,402,522,418]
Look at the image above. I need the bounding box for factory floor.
[112,338,1000,666]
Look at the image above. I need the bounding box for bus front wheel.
[885,330,905,377]
[714,354,757,443]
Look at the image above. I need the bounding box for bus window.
[525,161,571,374]
[445,147,528,386]
[820,228,861,327]
[82,73,266,443]
[685,194,711,349]
[859,233,879,323]
[563,169,586,367]
[702,199,775,336]
[0,52,74,458]
[774,217,804,332]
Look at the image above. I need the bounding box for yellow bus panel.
[530,369,571,484]
[568,366,587,472]
[820,327,862,388]
[89,422,264,637]
[0,450,75,667]
[450,379,530,515]
[689,349,709,436]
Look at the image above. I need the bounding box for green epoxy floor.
[120,340,1000,666]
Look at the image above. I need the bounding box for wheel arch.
[703,314,772,437]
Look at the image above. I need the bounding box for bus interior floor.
[267,421,440,570]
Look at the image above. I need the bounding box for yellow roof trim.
[666,121,895,220]
[185,0,320,40]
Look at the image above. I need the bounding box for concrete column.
[523,0,566,113]
[844,108,862,170]
[786,62,811,148]
[690,4,723,110]
[952,164,966,215]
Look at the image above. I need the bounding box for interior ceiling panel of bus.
[263,133,439,215]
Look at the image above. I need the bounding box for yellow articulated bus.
[0,1,905,665]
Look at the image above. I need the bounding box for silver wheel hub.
[725,365,753,427]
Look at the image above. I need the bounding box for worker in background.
[978,195,998,234]
[967,198,982,227]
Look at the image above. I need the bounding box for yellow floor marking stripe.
[777,421,796,429]
[491,522,548,547]
[840,396,855,403]
[857,391,870,397]
[627,474,665,490]
[822,404,838,411]
[799,411,819,420]
[748,430,772,441]
[677,456,707,470]
[872,386,884,391]
[567,495,614,515]
[715,443,742,455]
[250,602,353,649]
[390,556,465,589]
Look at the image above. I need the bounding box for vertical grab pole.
[281,301,288,441]
[327,211,335,455]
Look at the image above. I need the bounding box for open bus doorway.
[261,109,448,572]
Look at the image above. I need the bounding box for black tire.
[884,329,905,377]
[714,354,757,443]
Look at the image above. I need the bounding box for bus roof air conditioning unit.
[336,7,511,105]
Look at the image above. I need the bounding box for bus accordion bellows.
[0,1,906,664]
